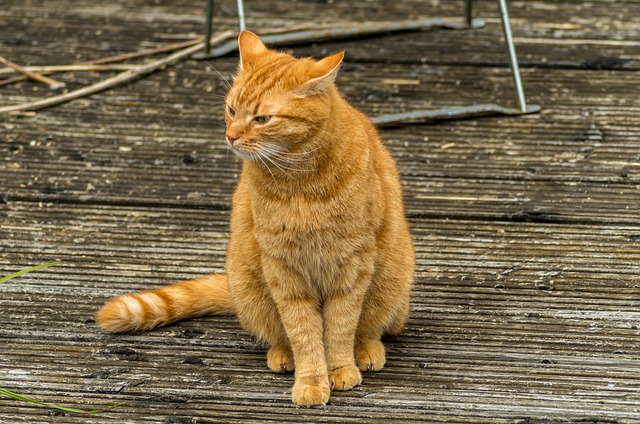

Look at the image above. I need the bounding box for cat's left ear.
[299,50,345,96]
[238,30,267,70]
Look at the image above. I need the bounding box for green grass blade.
[0,387,125,414]
[1,262,125,414]
[0,262,60,284]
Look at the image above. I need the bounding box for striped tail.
[96,274,234,333]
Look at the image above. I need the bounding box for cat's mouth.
[227,144,256,161]
[227,139,269,163]
[227,140,310,175]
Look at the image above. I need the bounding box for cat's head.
[224,30,344,165]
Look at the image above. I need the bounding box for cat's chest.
[252,194,373,290]
[255,194,346,240]
[252,192,372,261]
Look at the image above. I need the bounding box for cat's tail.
[96,274,234,333]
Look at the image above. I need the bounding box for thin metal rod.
[237,0,246,31]
[204,0,214,55]
[465,0,473,28]
[370,103,541,127]
[498,0,527,112]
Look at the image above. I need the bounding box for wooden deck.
[1,0,640,422]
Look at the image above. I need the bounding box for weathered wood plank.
[2,61,640,224]
[2,0,640,69]
[1,202,639,422]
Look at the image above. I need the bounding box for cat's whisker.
[253,151,278,182]
[272,157,315,172]
[259,148,310,177]
[268,148,313,161]
[225,144,232,159]
[204,60,233,91]
[270,156,313,173]
[277,142,329,158]
[260,147,314,172]
[261,152,293,177]
[262,147,312,164]
[207,101,228,109]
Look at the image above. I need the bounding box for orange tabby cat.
[97,30,414,406]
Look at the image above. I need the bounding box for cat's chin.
[229,148,258,161]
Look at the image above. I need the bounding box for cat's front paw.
[329,365,362,391]
[267,346,294,373]
[356,339,386,371]
[291,378,331,406]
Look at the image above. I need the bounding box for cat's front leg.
[263,259,330,406]
[279,296,330,406]
[323,264,373,392]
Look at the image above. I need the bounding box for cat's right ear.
[296,50,345,97]
[238,30,267,70]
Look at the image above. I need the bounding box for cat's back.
[335,93,405,202]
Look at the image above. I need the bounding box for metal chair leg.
[498,0,529,112]
[203,0,245,56]
[372,0,540,126]
[236,0,246,31]
[465,0,473,28]
[197,0,540,124]
[204,0,215,56]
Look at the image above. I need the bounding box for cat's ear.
[297,50,345,96]
[238,30,267,69]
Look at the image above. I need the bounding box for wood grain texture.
[1,203,639,422]
[1,0,640,422]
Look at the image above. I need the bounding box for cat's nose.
[226,134,239,145]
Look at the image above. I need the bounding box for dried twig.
[0,23,323,82]
[0,55,66,89]
[0,23,325,113]
[0,31,234,114]
[0,38,204,86]
[0,23,320,82]
[88,37,204,65]
[0,64,140,88]
[0,19,487,114]
[0,75,31,88]
[0,64,139,76]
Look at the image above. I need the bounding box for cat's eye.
[254,115,271,124]
[227,106,236,117]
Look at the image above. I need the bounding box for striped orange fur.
[96,275,233,332]
[97,30,414,406]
